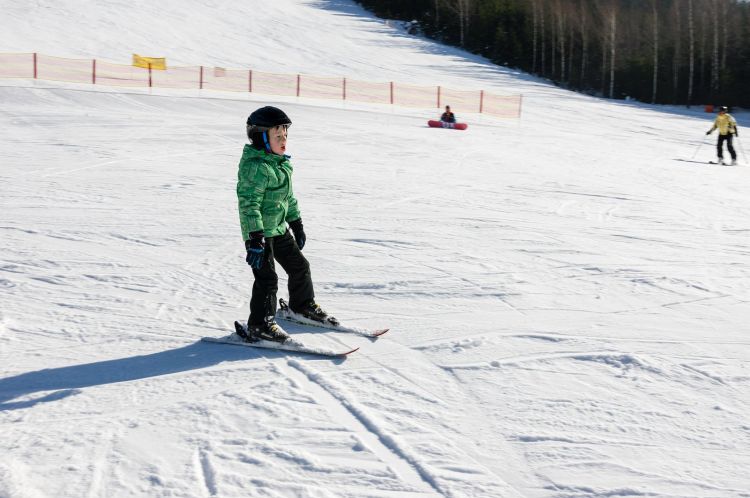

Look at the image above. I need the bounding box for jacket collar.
[243,144,291,162]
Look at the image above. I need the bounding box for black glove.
[288,219,306,250]
[735,130,739,137]
[706,131,711,135]
[245,231,265,269]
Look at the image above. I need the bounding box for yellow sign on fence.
[132,54,166,70]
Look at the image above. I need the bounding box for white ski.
[276,299,389,338]
[202,329,358,357]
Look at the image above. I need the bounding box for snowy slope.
[2,1,750,497]
[2,0,531,92]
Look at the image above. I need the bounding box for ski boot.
[238,317,290,343]
[293,300,340,327]
[731,158,738,166]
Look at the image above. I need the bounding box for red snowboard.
[428,120,468,130]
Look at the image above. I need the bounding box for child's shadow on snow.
[0,340,341,411]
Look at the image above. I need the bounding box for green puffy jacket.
[237,145,301,240]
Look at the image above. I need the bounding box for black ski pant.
[717,134,737,160]
[249,229,314,325]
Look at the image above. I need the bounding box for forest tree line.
[355,0,750,108]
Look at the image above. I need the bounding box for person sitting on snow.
[440,105,456,124]
[706,105,739,166]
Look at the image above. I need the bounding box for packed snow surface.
[1,1,749,497]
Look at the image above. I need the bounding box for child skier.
[706,106,739,165]
[236,106,334,343]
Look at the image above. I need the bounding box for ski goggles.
[249,123,291,133]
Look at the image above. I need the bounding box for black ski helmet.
[718,105,728,112]
[246,106,292,147]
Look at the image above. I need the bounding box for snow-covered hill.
[1,1,749,497]
[3,0,529,91]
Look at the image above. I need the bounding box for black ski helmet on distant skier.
[718,105,728,112]
[247,106,292,149]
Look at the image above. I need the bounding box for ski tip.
[371,329,390,337]
[342,347,360,356]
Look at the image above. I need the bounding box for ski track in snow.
[196,448,218,497]
[286,358,529,498]
[282,361,437,495]
[2,0,750,497]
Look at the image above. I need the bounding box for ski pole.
[691,136,707,160]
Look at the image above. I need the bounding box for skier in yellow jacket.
[706,106,739,165]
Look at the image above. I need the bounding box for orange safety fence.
[0,53,34,79]
[345,79,391,105]
[0,52,522,118]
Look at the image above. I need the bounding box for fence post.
[390,82,394,105]
[92,59,96,85]
[199,66,203,90]
[437,86,441,108]
[248,70,253,93]
[479,90,484,114]
[33,53,37,79]
[343,77,346,101]
[148,63,152,88]
[296,74,301,97]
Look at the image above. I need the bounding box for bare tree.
[671,0,682,104]
[579,0,589,86]
[541,1,546,75]
[445,0,473,48]
[609,3,617,98]
[711,0,719,92]
[600,3,608,95]
[651,0,659,103]
[532,0,539,73]
[720,0,727,71]
[557,0,566,82]
[687,0,695,106]
[568,17,575,84]
[699,0,706,90]
[551,5,557,79]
